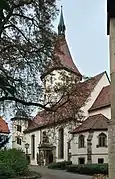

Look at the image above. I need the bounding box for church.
[11,8,110,165]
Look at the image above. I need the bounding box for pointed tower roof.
[11,109,29,121]
[56,6,82,78]
[58,6,66,36]
[41,6,82,79]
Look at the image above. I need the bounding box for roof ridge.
[89,113,109,119]
[103,84,110,88]
[92,71,105,78]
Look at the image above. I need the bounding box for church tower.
[42,6,82,104]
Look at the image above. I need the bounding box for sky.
[55,0,109,77]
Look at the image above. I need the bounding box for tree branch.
[0,96,55,111]
[12,13,33,21]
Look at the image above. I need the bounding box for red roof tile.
[41,37,82,79]
[89,85,110,112]
[55,37,81,75]
[0,117,10,134]
[72,114,109,134]
[24,72,105,133]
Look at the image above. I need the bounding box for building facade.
[71,84,110,165]
[11,8,110,166]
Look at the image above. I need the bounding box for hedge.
[48,161,72,170]
[0,148,28,178]
[66,164,108,175]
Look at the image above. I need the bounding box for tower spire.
[58,6,66,36]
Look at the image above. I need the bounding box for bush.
[0,148,28,178]
[0,163,15,179]
[66,164,108,175]
[48,161,72,170]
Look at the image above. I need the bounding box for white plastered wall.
[71,131,108,164]
[12,119,28,151]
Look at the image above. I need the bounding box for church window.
[17,137,21,145]
[58,128,64,159]
[17,125,22,132]
[43,131,49,143]
[31,135,35,159]
[78,135,85,148]
[98,133,107,147]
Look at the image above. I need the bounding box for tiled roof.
[24,72,105,133]
[55,37,81,75]
[41,37,82,79]
[0,117,10,134]
[72,114,109,134]
[89,85,110,112]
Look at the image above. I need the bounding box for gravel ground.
[29,166,92,179]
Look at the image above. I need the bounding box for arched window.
[78,135,85,148]
[98,133,107,147]
[42,131,49,143]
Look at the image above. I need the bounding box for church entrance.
[37,144,56,166]
[48,152,53,164]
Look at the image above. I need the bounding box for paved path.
[30,166,92,179]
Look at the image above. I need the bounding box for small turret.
[11,109,29,150]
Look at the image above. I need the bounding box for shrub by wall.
[0,148,28,178]
[48,161,72,170]
[66,164,108,175]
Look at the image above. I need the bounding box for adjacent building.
[71,85,110,164]
[0,116,10,148]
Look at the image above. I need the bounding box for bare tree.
[0,0,91,120]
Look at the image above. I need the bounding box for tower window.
[17,137,21,145]
[17,125,22,132]
[50,75,53,84]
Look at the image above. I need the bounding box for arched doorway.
[48,152,53,164]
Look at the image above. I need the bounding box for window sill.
[96,145,108,148]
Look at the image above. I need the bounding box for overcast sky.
[55,0,109,77]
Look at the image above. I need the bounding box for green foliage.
[66,164,108,175]
[0,148,28,178]
[48,161,72,170]
[0,163,14,179]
